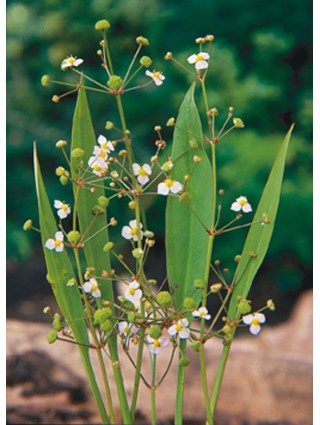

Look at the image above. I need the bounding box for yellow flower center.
[153,339,161,347]
[93,164,101,171]
[99,150,107,158]
[129,287,136,296]
[165,178,174,188]
[251,318,260,326]
[54,239,61,247]
[68,57,76,64]
[91,283,98,291]
[138,168,147,176]
[239,198,247,206]
[176,324,183,332]
[61,204,68,212]
[130,227,138,236]
[153,72,161,79]
[124,326,130,334]
[196,54,204,62]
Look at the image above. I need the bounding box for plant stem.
[199,342,213,425]
[174,339,187,425]
[151,355,157,425]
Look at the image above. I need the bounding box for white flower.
[61,56,84,70]
[157,178,183,196]
[187,52,210,70]
[145,70,165,86]
[82,277,101,298]
[45,231,64,252]
[121,219,143,241]
[124,279,143,303]
[54,200,71,219]
[192,306,211,321]
[231,196,252,213]
[97,135,115,153]
[168,318,190,339]
[146,335,169,355]
[88,156,108,177]
[118,321,139,338]
[132,163,152,186]
[242,313,266,335]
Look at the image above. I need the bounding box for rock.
[6,290,312,424]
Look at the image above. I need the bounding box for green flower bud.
[233,118,245,128]
[136,36,149,46]
[267,299,275,311]
[183,297,197,311]
[52,95,60,103]
[179,356,190,367]
[98,196,109,208]
[67,230,81,243]
[23,219,33,231]
[179,192,192,204]
[94,307,113,325]
[100,320,112,332]
[92,205,105,215]
[237,299,252,315]
[56,140,67,149]
[95,19,111,31]
[161,160,174,172]
[66,277,77,287]
[139,56,152,67]
[166,117,175,126]
[105,121,114,130]
[71,148,84,159]
[107,75,123,91]
[41,75,50,86]
[210,283,222,293]
[132,247,144,259]
[59,175,69,186]
[127,311,136,323]
[103,242,114,252]
[190,341,201,352]
[194,279,205,290]
[144,230,155,238]
[222,324,232,335]
[147,279,157,286]
[55,166,66,176]
[47,330,57,344]
[156,291,173,308]
[128,200,136,210]
[52,318,63,331]
[189,138,199,149]
[234,255,241,263]
[149,326,162,339]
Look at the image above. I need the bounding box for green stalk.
[199,343,213,425]
[151,355,157,425]
[174,339,187,425]
[73,248,115,423]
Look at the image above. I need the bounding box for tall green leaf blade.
[34,144,110,424]
[71,88,113,302]
[228,125,294,318]
[166,83,213,308]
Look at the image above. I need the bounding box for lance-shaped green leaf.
[166,83,214,308]
[34,144,110,424]
[71,88,113,302]
[228,125,294,319]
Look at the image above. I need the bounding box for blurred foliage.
[7,0,312,297]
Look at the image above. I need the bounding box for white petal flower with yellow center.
[147,335,169,355]
[54,200,71,219]
[88,156,108,177]
[187,52,210,70]
[192,306,211,321]
[121,219,143,241]
[168,318,190,339]
[242,313,266,335]
[82,277,101,298]
[124,280,143,303]
[132,163,152,186]
[97,135,115,153]
[45,231,64,252]
[145,70,165,86]
[118,321,139,338]
[61,56,84,70]
[231,196,252,213]
[157,178,183,196]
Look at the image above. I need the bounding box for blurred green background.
[7,0,312,322]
